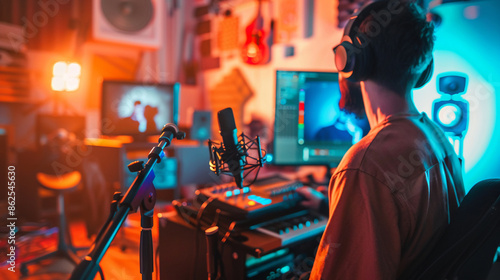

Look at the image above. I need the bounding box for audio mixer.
[195,177,304,221]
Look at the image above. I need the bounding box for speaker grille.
[101,0,154,32]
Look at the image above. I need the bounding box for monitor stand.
[303,164,335,187]
[313,164,335,186]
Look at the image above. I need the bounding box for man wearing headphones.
[296,1,465,279]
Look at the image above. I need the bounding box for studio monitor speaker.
[92,0,164,49]
[191,110,212,141]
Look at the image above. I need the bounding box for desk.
[84,139,216,201]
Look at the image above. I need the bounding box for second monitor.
[273,70,370,167]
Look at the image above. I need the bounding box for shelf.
[0,65,30,103]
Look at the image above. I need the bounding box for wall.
[203,0,342,125]
[413,0,500,191]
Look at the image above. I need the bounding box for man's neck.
[360,80,419,128]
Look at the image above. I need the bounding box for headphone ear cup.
[414,58,434,88]
[334,40,371,83]
[335,40,356,78]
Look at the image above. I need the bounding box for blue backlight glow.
[412,0,500,192]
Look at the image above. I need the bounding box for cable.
[212,209,221,227]
[217,221,237,280]
[173,200,198,227]
[192,197,216,280]
[98,265,105,280]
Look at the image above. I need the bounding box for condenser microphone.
[217,108,245,188]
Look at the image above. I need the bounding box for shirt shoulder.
[334,114,458,189]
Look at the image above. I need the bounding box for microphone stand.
[70,124,185,280]
[205,226,219,280]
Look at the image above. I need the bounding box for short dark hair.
[359,1,434,94]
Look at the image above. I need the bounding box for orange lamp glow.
[51,61,81,91]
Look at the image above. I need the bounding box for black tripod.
[70,124,185,280]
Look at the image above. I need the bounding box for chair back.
[410,179,500,280]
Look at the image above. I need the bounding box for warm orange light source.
[51,61,81,91]
[53,61,67,76]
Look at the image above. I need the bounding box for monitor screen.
[273,70,370,166]
[101,80,179,138]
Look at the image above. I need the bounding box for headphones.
[333,1,433,89]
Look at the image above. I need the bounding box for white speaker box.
[92,0,164,49]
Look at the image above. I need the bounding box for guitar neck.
[255,0,264,29]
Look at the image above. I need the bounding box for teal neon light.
[412,0,500,192]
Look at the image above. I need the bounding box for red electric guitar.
[241,0,270,65]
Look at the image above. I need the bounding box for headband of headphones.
[333,0,433,88]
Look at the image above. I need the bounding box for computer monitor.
[174,145,221,187]
[101,80,179,141]
[273,70,370,167]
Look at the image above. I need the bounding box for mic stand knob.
[176,131,186,140]
[128,161,145,172]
